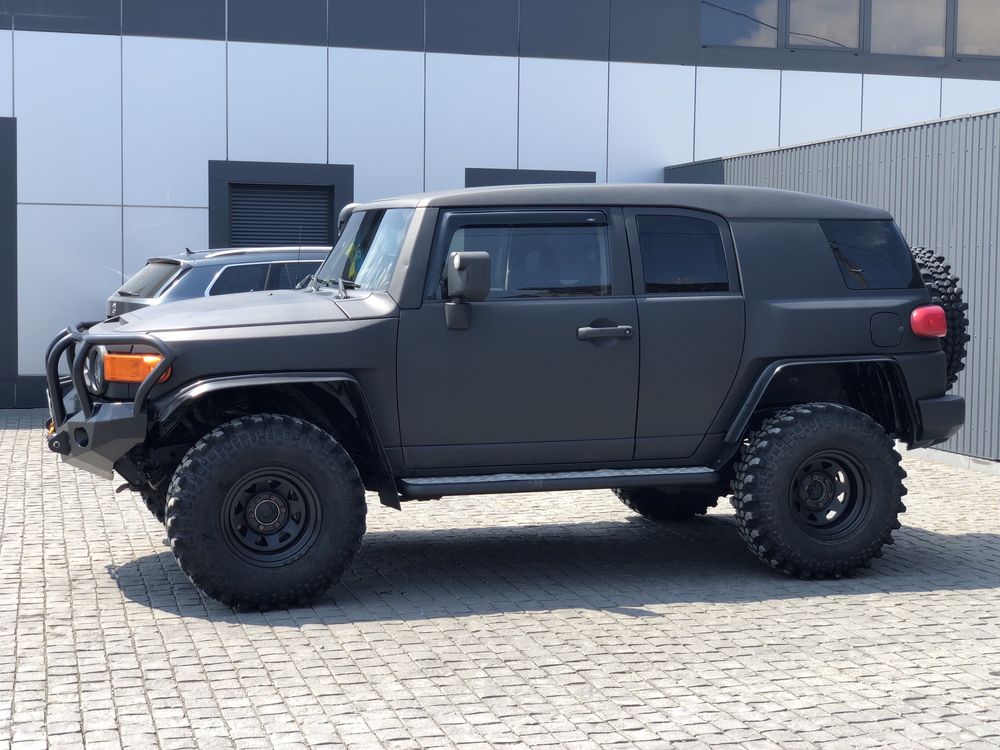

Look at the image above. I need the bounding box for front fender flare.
[152,372,400,507]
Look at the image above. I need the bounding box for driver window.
[446,223,611,299]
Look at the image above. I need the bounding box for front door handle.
[577,324,634,341]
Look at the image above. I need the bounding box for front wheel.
[165,414,366,609]
[731,402,906,579]
[139,484,167,524]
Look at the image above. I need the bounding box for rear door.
[396,209,639,470]
[624,208,745,459]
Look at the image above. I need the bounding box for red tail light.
[911,304,947,339]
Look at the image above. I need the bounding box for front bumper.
[44,323,174,479]
[45,392,147,478]
[913,394,965,448]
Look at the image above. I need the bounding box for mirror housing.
[446,251,491,303]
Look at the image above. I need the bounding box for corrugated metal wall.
[665,112,1000,460]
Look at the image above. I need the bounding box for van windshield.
[314,208,414,292]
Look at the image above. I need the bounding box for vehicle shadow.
[109,513,1000,624]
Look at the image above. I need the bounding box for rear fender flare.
[718,356,917,467]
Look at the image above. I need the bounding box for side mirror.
[446,251,491,302]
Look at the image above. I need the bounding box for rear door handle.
[577,325,634,341]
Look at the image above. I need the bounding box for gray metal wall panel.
[519,0,610,62]
[329,0,424,51]
[665,111,1000,460]
[228,0,328,46]
[122,0,225,40]
[0,118,16,407]
[465,168,597,188]
[424,0,518,57]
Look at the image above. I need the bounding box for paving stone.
[2,409,1000,748]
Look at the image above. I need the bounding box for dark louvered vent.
[229,183,332,247]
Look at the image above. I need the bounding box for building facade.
[3,0,1000,407]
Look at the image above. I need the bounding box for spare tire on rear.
[910,247,969,390]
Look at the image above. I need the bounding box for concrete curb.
[905,446,1000,476]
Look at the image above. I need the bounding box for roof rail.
[202,246,332,259]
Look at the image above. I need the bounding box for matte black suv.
[106,246,330,318]
[44,185,968,609]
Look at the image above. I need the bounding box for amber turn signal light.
[103,353,171,384]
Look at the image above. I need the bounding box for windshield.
[117,261,181,298]
[314,208,414,292]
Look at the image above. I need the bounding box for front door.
[397,209,639,471]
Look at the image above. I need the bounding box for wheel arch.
[151,373,400,508]
[718,357,917,467]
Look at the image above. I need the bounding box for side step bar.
[398,467,719,499]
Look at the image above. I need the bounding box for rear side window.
[268,261,321,290]
[820,220,922,290]
[636,215,730,293]
[117,262,180,298]
[208,263,269,296]
[446,223,611,299]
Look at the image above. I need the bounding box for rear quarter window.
[117,262,180,298]
[820,220,922,290]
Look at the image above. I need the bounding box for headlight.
[82,346,106,395]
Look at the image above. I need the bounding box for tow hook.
[47,431,70,455]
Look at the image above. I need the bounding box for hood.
[111,290,347,333]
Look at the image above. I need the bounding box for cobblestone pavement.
[2,409,1000,749]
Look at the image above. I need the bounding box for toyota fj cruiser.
[44,185,968,609]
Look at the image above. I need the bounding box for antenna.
[296,225,302,285]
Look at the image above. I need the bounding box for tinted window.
[957,0,1000,56]
[871,0,945,57]
[701,0,778,47]
[820,220,922,290]
[208,263,269,296]
[789,0,860,48]
[637,216,730,294]
[269,261,322,290]
[117,262,180,298]
[446,222,611,299]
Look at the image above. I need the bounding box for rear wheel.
[165,414,366,609]
[731,402,906,578]
[911,246,969,390]
[614,487,719,522]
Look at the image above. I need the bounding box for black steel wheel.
[222,469,322,566]
[139,484,167,524]
[731,402,906,579]
[788,451,870,540]
[166,414,366,609]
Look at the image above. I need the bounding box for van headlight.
[82,347,106,395]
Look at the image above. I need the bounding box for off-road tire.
[911,246,969,390]
[139,485,167,524]
[165,414,366,609]
[731,402,906,579]
[614,488,719,521]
